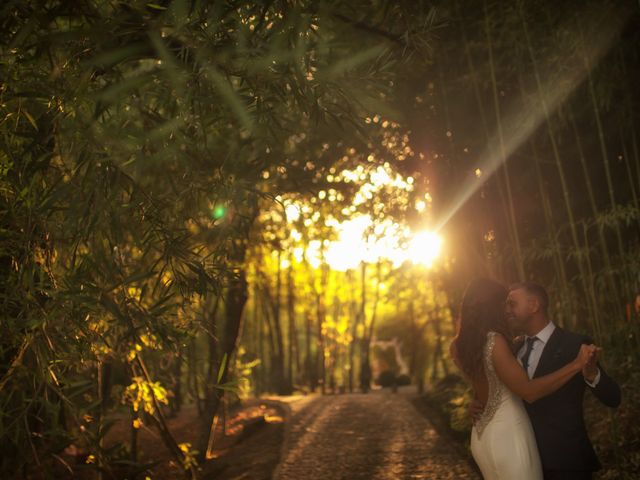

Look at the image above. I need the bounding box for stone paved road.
[273,391,480,480]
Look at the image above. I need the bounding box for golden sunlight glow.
[434,9,628,232]
[279,162,442,272]
[304,215,442,271]
[406,231,442,267]
[285,203,300,222]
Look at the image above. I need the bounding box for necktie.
[521,336,538,376]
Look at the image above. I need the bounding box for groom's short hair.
[510,282,549,314]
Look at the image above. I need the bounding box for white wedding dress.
[470,331,543,479]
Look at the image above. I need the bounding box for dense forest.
[1,0,639,478]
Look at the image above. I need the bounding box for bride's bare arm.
[491,334,593,403]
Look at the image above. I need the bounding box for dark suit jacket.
[522,327,621,472]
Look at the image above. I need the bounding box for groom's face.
[505,288,533,332]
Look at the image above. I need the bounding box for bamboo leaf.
[319,44,388,79]
[97,71,155,104]
[217,353,228,384]
[21,110,38,131]
[86,43,151,70]
[205,66,255,133]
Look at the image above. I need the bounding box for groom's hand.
[468,398,485,422]
[582,346,600,383]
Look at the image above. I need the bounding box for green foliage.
[421,373,473,441]
[1,0,638,476]
[123,376,170,415]
[1,0,438,475]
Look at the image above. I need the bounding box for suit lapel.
[533,327,564,378]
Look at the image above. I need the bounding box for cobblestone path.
[273,392,480,480]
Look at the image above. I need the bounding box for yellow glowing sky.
[287,214,441,271]
[277,152,442,272]
[306,215,442,271]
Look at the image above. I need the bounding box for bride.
[450,278,597,480]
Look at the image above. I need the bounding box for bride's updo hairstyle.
[453,278,512,381]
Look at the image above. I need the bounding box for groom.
[472,282,621,480]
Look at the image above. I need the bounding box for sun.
[406,231,443,267]
[285,162,443,271]
[301,215,442,271]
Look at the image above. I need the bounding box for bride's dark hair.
[453,278,512,381]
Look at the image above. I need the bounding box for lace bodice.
[474,331,507,437]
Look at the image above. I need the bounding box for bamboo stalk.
[287,249,298,391]
[520,4,594,329]
[347,268,359,393]
[366,260,383,348]
[456,0,520,279]
[301,248,317,392]
[257,281,265,395]
[619,125,640,212]
[316,242,328,394]
[359,260,369,392]
[529,137,575,327]
[576,16,630,299]
[580,222,603,343]
[618,38,640,194]
[516,71,573,325]
[566,106,625,333]
[483,0,526,279]
[579,22,640,341]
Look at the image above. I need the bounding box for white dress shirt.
[517,321,600,387]
[518,321,556,378]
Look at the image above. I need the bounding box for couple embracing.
[451,279,621,480]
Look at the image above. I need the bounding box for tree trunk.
[187,337,202,416]
[302,253,318,392]
[272,249,289,394]
[347,269,358,393]
[196,191,257,460]
[358,262,370,393]
[287,250,299,390]
[304,310,315,392]
[197,268,249,460]
[361,260,383,392]
[315,288,326,395]
[170,348,183,417]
